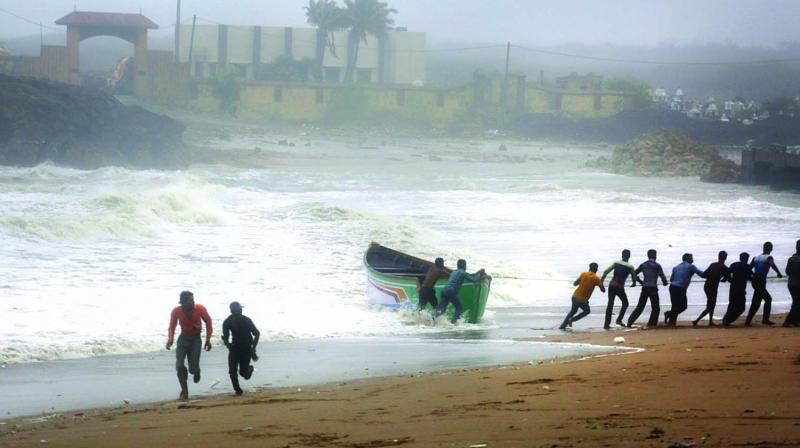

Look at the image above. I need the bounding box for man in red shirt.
[166,291,213,400]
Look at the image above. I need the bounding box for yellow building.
[178,24,426,85]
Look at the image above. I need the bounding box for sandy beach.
[2,317,798,448]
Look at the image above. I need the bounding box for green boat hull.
[364,243,492,323]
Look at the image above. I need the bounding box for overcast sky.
[2,0,799,47]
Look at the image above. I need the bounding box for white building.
[177,24,425,85]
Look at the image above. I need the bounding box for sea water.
[2,130,799,364]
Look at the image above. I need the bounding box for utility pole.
[505,41,510,78]
[174,0,181,63]
[187,14,197,76]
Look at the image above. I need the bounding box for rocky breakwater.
[595,129,740,183]
[0,74,185,168]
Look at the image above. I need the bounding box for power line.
[0,7,65,33]
[511,44,800,66]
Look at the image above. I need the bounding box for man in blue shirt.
[746,241,783,326]
[627,249,668,328]
[665,253,706,327]
[434,259,484,324]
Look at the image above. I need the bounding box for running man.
[665,253,705,327]
[693,251,730,326]
[434,259,485,324]
[418,257,449,312]
[784,240,800,327]
[627,249,668,328]
[559,262,605,330]
[746,242,783,326]
[166,291,213,401]
[722,252,753,326]
[600,249,638,329]
[222,301,260,396]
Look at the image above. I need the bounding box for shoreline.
[0,335,624,420]
[2,316,797,447]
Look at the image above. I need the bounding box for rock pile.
[0,74,185,168]
[608,129,740,183]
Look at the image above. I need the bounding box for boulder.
[0,74,184,168]
[608,129,741,183]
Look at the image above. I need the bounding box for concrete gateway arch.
[55,11,158,95]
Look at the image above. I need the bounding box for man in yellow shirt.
[559,263,606,330]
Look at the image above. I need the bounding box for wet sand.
[1,319,798,448]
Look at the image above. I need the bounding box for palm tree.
[305,0,344,82]
[341,0,396,83]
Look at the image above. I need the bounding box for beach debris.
[73,412,84,417]
[527,361,535,365]
[39,440,47,444]
[613,336,625,343]
[469,444,488,448]
[647,427,665,439]
[123,399,131,405]
[743,409,755,413]
[210,379,220,389]
[668,443,696,448]
[296,388,303,393]
[685,348,693,352]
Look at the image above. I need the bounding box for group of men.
[560,240,800,330]
[166,291,260,400]
[417,257,485,323]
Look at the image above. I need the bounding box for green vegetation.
[305,0,345,82]
[211,71,241,114]
[341,0,397,83]
[256,55,314,82]
[604,77,652,108]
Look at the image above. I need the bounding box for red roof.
[55,11,158,29]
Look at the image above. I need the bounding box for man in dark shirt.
[418,257,449,312]
[627,249,668,328]
[600,249,638,329]
[722,252,753,326]
[785,239,800,327]
[222,301,260,396]
[693,251,730,326]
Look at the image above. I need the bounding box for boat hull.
[364,243,491,323]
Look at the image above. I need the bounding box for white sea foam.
[2,142,800,364]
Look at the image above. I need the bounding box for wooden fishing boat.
[363,242,491,323]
